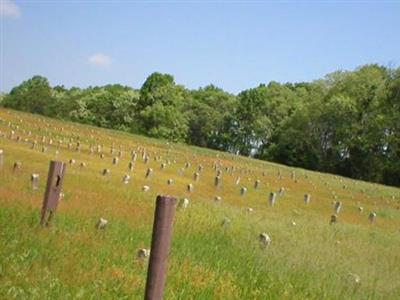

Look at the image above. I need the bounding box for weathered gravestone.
[31,173,39,190]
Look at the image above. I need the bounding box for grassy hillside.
[0,108,399,299]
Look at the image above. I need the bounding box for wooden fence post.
[144,195,177,300]
[40,161,66,226]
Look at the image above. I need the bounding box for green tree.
[233,85,270,156]
[264,81,327,169]
[137,73,189,142]
[326,65,390,181]
[235,82,298,156]
[188,85,236,150]
[3,75,53,114]
[381,67,400,186]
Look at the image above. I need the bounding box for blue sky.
[1,1,399,94]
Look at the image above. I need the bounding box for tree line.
[1,64,399,186]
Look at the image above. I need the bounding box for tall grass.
[1,108,399,299]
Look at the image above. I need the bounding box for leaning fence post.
[144,195,177,300]
[40,161,66,226]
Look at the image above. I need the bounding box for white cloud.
[88,53,111,67]
[0,0,21,18]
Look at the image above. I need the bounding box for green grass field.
[1,108,399,299]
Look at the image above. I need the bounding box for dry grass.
[0,108,400,299]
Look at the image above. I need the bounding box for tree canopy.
[2,65,399,186]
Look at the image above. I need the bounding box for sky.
[1,0,399,94]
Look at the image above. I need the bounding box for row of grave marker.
[1,111,398,218]
[0,147,387,225]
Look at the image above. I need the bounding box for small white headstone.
[269,192,277,207]
[259,233,271,248]
[122,174,130,184]
[179,198,189,209]
[368,212,377,223]
[145,168,153,178]
[31,173,39,190]
[304,193,311,205]
[240,187,247,196]
[137,248,150,259]
[333,201,342,214]
[215,176,221,187]
[96,218,108,229]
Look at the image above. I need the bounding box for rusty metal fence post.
[144,195,177,300]
[40,161,66,226]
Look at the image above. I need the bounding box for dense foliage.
[2,65,399,186]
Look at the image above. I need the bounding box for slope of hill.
[0,108,399,299]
